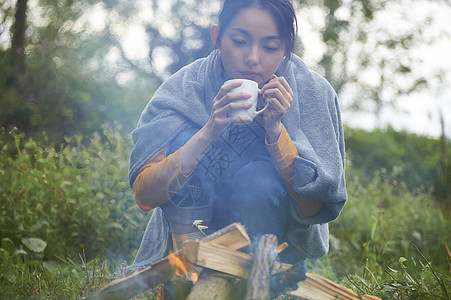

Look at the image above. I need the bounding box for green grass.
[0,247,124,299]
[0,127,450,299]
[309,169,451,299]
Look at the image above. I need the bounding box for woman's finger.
[265,97,286,115]
[262,81,292,106]
[263,87,291,112]
[276,76,293,97]
[215,81,242,102]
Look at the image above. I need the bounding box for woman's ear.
[211,24,219,45]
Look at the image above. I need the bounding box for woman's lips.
[241,71,258,80]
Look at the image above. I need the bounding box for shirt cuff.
[266,124,299,180]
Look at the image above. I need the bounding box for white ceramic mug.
[225,79,268,121]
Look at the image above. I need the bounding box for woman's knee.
[232,161,286,207]
[230,161,290,233]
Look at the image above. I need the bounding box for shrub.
[344,126,451,202]
[0,126,147,263]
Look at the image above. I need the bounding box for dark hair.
[216,0,298,58]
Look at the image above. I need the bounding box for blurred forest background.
[1,0,450,299]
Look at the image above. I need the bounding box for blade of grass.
[412,243,449,299]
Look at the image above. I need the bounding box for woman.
[128,0,347,275]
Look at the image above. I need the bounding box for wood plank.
[184,240,253,278]
[202,222,250,250]
[183,240,291,278]
[277,242,289,253]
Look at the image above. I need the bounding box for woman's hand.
[203,81,253,140]
[260,74,293,143]
[180,81,253,175]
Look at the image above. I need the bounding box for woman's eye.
[232,39,246,46]
[264,45,279,52]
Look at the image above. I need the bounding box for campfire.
[88,223,381,300]
[168,250,198,283]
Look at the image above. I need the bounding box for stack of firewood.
[88,223,380,300]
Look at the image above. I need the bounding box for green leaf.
[1,238,16,255]
[192,220,203,226]
[399,257,407,268]
[30,220,50,232]
[1,270,16,284]
[412,231,422,242]
[21,237,47,253]
[42,261,60,272]
[370,221,377,240]
[13,249,27,257]
[387,266,398,273]
[106,222,124,230]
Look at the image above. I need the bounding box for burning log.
[87,250,182,300]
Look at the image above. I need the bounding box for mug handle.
[254,102,269,116]
[254,88,268,116]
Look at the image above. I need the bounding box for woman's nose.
[244,45,259,66]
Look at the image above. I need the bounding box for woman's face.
[214,7,286,87]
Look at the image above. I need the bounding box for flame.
[191,272,199,283]
[155,286,163,300]
[168,250,190,277]
[168,250,199,283]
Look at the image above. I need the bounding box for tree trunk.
[11,0,28,74]
[439,112,449,198]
